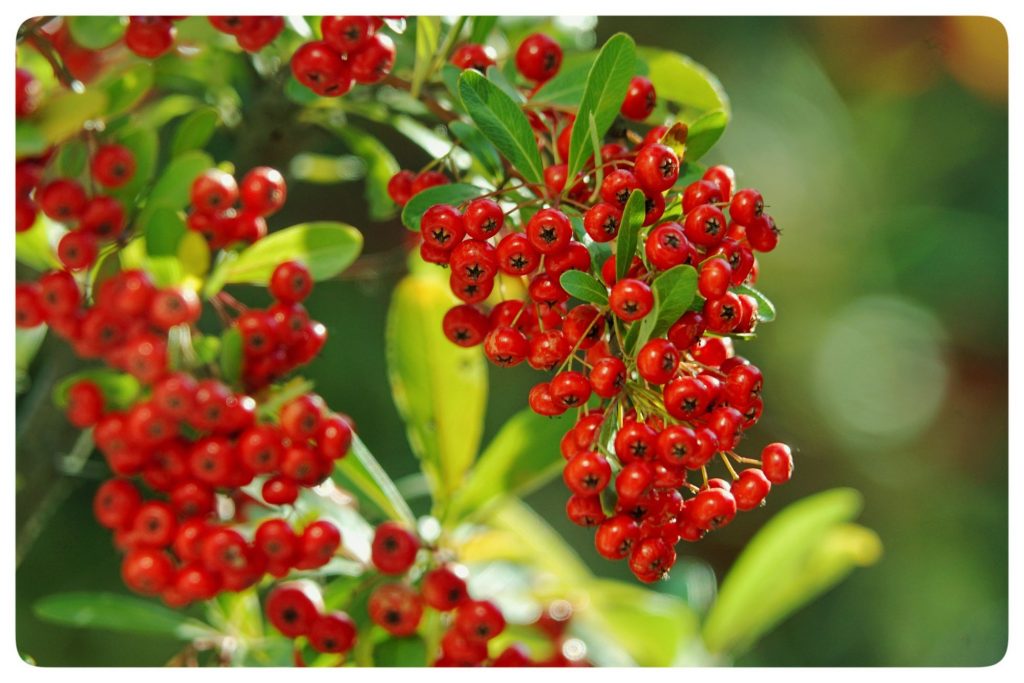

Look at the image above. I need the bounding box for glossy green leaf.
[559,270,609,306]
[636,264,698,346]
[218,329,243,386]
[440,63,466,112]
[100,63,154,119]
[34,592,215,640]
[449,120,502,179]
[333,435,416,526]
[16,120,46,157]
[401,182,486,231]
[468,16,497,44]
[411,16,441,96]
[616,189,647,282]
[484,65,525,104]
[374,636,427,666]
[68,16,125,50]
[529,57,595,106]
[34,89,107,148]
[567,33,636,179]
[386,270,487,514]
[170,107,219,157]
[55,139,89,178]
[142,207,186,257]
[134,94,200,130]
[218,222,363,286]
[639,47,730,119]
[702,488,883,657]
[458,69,544,184]
[52,369,141,410]
[448,409,572,522]
[145,150,213,211]
[684,109,729,162]
[332,125,401,221]
[736,283,777,323]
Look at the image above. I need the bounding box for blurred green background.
[15,16,1007,666]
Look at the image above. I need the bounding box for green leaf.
[636,265,698,347]
[142,207,186,257]
[480,498,591,584]
[702,488,882,657]
[449,120,502,179]
[386,270,488,514]
[170,107,219,157]
[567,33,636,179]
[559,270,608,306]
[448,409,573,522]
[616,189,647,282]
[468,16,497,44]
[145,150,213,211]
[736,283,776,323]
[411,16,441,96]
[219,329,243,386]
[374,636,427,666]
[333,435,416,525]
[16,325,48,394]
[55,139,89,178]
[217,222,363,287]
[440,63,466,113]
[68,16,125,49]
[683,109,728,162]
[458,69,544,185]
[15,120,47,157]
[53,369,142,410]
[529,57,595,106]
[100,63,154,119]
[579,579,699,667]
[34,592,215,640]
[484,65,525,104]
[639,47,730,119]
[34,89,107,148]
[401,183,486,231]
[331,125,401,221]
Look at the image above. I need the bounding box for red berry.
[690,487,738,530]
[636,338,679,385]
[15,67,40,118]
[566,494,606,526]
[614,420,658,463]
[704,165,736,200]
[149,287,201,329]
[321,16,374,54]
[550,370,592,408]
[515,33,562,82]
[609,278,653,322]
[266,583,320,637]
[124,17,176,59]
[634,144,679,193]
[371,521,420,574]
[262,475,299,506]
[422,566,469,611]
[526,208,572,254]
[583,203,622,242]
[454,599,505,643]
[629,536,676,583]
[269,260,312,303]
[421,204,465,250]
[451,43,496,72]
[528,382,566,417]
[729,189,764,226]
[410,170,448,196]
[297,520,341,569]
[191,169,238,212]
[496,233,540,275]
[291,41,351,95]
[93,479,141,530]
[682,179,723,213]
[590,356,626,398]
[240,166,287,216]
[130,501,177,548]
[732,468,772,510]
[462,197,504,239]
[594,514,640,560]
[483,326,528,367]
[387,170,415,206]
[368,583,424,636]
[39,179,87,222]
[310,612,358,654]
[91,144,136,188]
[443,304,489,347]
[761,442,794,483]
[122,549,174,595]
[620,76,656,121]
[349,33,396,85]
[317,414,353,460]
[601,170,641,208]
[699,258,733,300]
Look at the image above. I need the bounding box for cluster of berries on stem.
[291,16,398,97]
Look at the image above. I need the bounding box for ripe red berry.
[550,370,592,408]
[601,170,641,208]
[291,41,351,95]
[124,17,176,59]
[410,170,448,196]
[371,521,420,574]
[634,144,679,193]
[368,583,424,636]
[130,501,178,548]
[483,326,528,367]
[609,278,653,322]
[149,287,201,329]
[310,612,358,654]
[349,33,396,85]
[387,169,415,206]
[515,33,562,82]
[732,468,772,510]
[422,566,469,611]
[614,420,658,463]
[39,179,87,222]
[454,599,505,643]
[93,478,141,530]
[699,258,733,300]
[191,169,238,212]
[122,548,175,596]
[67,380,105,428]
[595,514,640,560]
[266,583,321,637]
[690,487,738,530]
[240,166,287,216]
[563,451,612,496]
[526,208,572,254]
[704,165,736,200]
[56,231,98,271]
[620,76,656,121]
[566,494,606,526]
[451,43,496,72]
[15,67,40,118]
[321,15,374,54]
[746,214,781,252]
[262,474,299,506]
[636,338,680,385]
[91,144,136,188]
[496,233,540,275]
[729,188,764,226]
[462,197,504,239]
[583,202,623,242]
[684,204,727,248]
[761,442,794,483]
[421,204,465,249]
[590,356,626,398]
[269,260,312,303]
[528,382,566,417]
[442,304,489,347]
[297,520,342,569]
[645,221,693,271]
[629,536,676,583]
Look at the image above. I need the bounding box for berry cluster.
[265,521,581,665]
[409,32,792,582]
[386,168,450,208]
[125,16,284,59]
[186,166,287,249]
[291,16,397,97]
[234,261,327,391]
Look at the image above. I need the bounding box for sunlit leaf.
[684,109,729,162]
[68,16,125,50]
[411,16,441,96]
[616,189,646,282]
[217,222,363,287]
[736,283,776,323]
[34,592,215,640]
[559,270,609,306]
[53,369,141,410]
[639,47,730,120]
[333,435,417,526]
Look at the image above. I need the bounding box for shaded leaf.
[145,150,213,211]
[449,120,502,179]
[55,139,89,177]
[15,213,62,272]
[333,435,416,525]
[616,189,646,281]
[16,120,47,157]
[34,592,215,640]
[100,63,154,119]
[636,264,698,347]
[34,89,107,148]
[170,106,219,157]
[68,16,125,49]
[459,69,543,184]
[218,329,243,386]
[529,56,596,107]
[374,636,427,666]
[567,33,636,179]
[684,109,728,162]
[468,16,497,44]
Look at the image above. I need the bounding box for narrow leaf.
[458,69,544,184]
[683,109,729,162]
[411,16,441,96]
[559,270,608,306]
[636,264,698,347]
[218,329,243,386]
[468,16,497,44]
[333,435,417,526]
[401,183,486,231]
[34,592,214,640]
[615,189,647,282]
[736,283,776,323]
[100,63,154,119]
[567,33,636,179]
[170,107,219,157]
[145,150,213,211]
[331,125,401,221]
